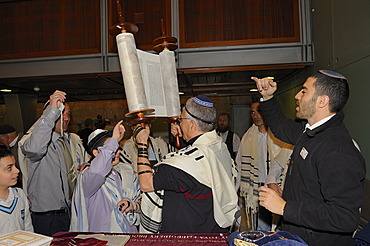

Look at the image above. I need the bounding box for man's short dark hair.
[0,124,16,135]
[0,149,14,159]
[311,72,349,113]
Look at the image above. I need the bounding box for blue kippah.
[319,70,347,79]
[194,95,213,107]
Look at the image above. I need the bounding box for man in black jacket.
[253,70,366,246]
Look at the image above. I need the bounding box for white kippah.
[87,129,108,145]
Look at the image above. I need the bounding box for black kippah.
[0,124,16,135]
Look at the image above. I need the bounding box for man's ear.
[92,149,99,157]
[190,119,197,132]
[317,95,329,109]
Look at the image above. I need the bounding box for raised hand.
[251,77,277,101]
[49,90,67,109]
[112,120,125,142]
[134,124,150,145]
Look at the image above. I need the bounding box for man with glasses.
[133,96,238,233]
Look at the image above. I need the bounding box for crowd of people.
[0,70,366,245]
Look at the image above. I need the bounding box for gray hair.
[185,97,216,132]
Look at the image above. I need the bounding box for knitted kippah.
[194,95,213,107]
[319,70,346,80]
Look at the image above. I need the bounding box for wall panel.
[179,0,300,48]
[0,0,101,60]
[108,0,172,52]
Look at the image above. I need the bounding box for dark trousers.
[31,212,70,236]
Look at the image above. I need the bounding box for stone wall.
[0,95,251,140]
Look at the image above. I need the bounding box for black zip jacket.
[261,97,366,246]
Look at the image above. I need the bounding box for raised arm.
[21,90,66,161]
[134,124,155,192]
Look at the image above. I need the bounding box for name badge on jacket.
[300,147,308,160]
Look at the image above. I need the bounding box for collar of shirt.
[218,130,229,136]
[218,130,229,141]
[52,131,69,142]
[304,113,336,132]
[0,187,14,202]
[187,134,202,145]
[9,135,19,148]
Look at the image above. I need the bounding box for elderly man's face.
[179,109,193,141]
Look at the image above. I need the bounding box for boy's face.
[92,137,121,166]
[112,148,121,166]
[0,156,19,189]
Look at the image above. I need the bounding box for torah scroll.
[116,32,148,113]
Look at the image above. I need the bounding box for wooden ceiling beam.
[181,85,255,92]
[177,63,313,74]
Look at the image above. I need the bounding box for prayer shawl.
[140,189,164,233]
[273,147,293,189]
[70,162,140,232]
[17,121,87,194]
[237,124,288,214]
[160,130,239,228]
[120,137,170,233]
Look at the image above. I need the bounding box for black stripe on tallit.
[140,212,162,233]
[184,147,198,155]
[120,154,132,164]
[144,192,163,208]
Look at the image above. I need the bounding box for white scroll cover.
[159,49,181,117]
[116,32,148,113]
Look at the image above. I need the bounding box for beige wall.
[0,95,252,141]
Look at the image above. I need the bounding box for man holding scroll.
[134,96,238,233]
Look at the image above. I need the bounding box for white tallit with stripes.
[159,130,239,228]
[236,124,287,214]
[70,162,140,232]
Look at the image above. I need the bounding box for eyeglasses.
[178,117,191,123]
